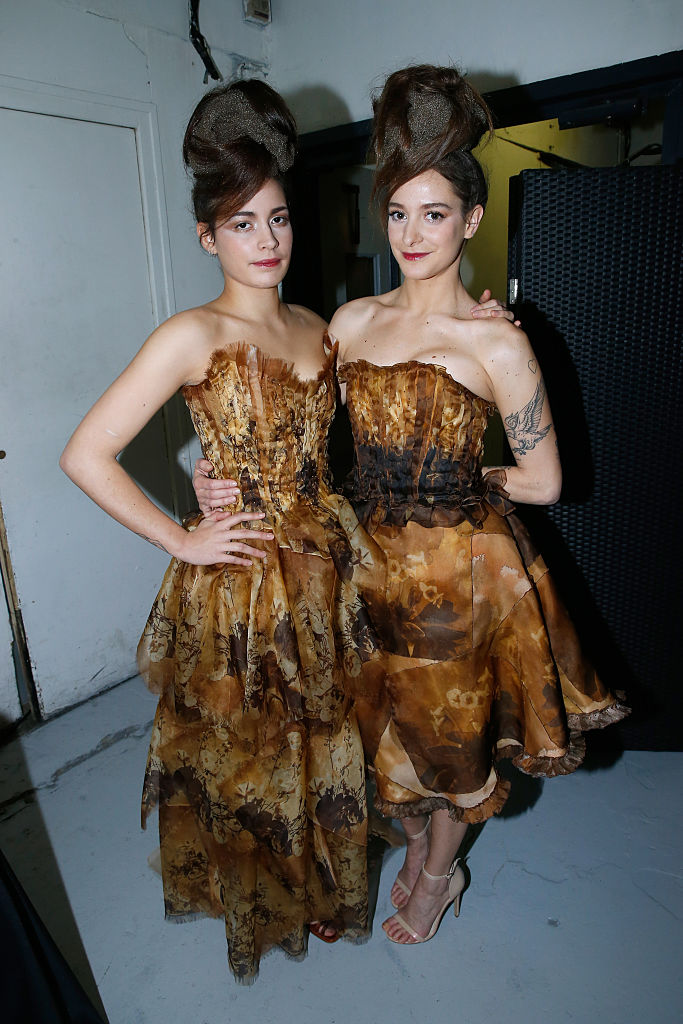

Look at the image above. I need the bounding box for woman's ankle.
[402,815,429,841]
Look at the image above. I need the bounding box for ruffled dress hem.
[371,695,631,823]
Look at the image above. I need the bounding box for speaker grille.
[508,167,683,748]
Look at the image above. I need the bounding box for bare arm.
[60,315,272,566]
[482,326,561,505]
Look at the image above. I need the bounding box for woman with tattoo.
[326,65,629,946]
[59,79,371,982]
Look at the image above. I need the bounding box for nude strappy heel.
[390,819,430,909]
[385,858,466,944]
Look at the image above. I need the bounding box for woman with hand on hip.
[61,79,369,982]
[329,64,628,946]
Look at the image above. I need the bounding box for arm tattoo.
[138,532,170,554]
[504,379,551,456]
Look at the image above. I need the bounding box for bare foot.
[390,823,430,909]
[383,867,451,944]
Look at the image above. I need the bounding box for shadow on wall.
[0,713,108,1021]
[282,84,354,134]
[285,68,522,138]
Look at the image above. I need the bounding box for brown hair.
[183,79,297,241]
[370,65,493,221]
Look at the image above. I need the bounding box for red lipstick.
[253,258,281,268]
[402,252,430,261]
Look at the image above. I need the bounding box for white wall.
[0,0,270,312]
[269,0,682,131]
[0,1,271,715]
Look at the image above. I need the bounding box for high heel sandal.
[385,859,466,945]
[390,819,430,909]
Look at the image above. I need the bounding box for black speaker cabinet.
[508,166,683,750]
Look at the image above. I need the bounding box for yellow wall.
[462,119,623,304]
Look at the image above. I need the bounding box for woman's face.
[199,178,293,287]
[387,169,482,281]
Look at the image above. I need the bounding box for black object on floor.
[0,847,107,1023]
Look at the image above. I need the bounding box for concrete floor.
[0,677,681,1024]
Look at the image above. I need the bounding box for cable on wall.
[189,0,223,84]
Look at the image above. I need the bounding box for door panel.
[0,601,21,725]
[0,106,172,716]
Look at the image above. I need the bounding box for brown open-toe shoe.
[309,921,340,943]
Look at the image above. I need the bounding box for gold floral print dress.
[138,343,368,984]
[336,358,628,824]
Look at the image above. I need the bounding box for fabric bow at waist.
[348,468,514,533]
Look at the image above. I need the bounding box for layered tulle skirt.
[138,503,368,983]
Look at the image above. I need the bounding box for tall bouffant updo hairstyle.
[370,65,493,222]
[183,78,297,241]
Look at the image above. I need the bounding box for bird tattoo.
[504,379,551,455]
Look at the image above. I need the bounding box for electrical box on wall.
[244,0,271,25]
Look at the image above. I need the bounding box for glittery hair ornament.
[183,79,298,234]
[185,83,296,175]
[374,82,491,169]
[370,66,494,219]
[380,89,453,159]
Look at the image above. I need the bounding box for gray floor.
[0,678,681,1024]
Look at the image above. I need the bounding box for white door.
[0,600,21,725]
[0,88,179,717]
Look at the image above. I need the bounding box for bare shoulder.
[286,303,328,333]
[332,294,385,328]
[151,306,212,343]
[329,294,392,346]
[475,317,535,373]
[137,306,220,383]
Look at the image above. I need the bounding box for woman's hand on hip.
[179,509,273,567]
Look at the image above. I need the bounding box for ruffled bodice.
[184,342,336,521]
[338,359,510,529]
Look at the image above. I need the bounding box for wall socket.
[243,0,272,25]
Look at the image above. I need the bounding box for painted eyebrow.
[388,201,453,210]
[229,205,289,219]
